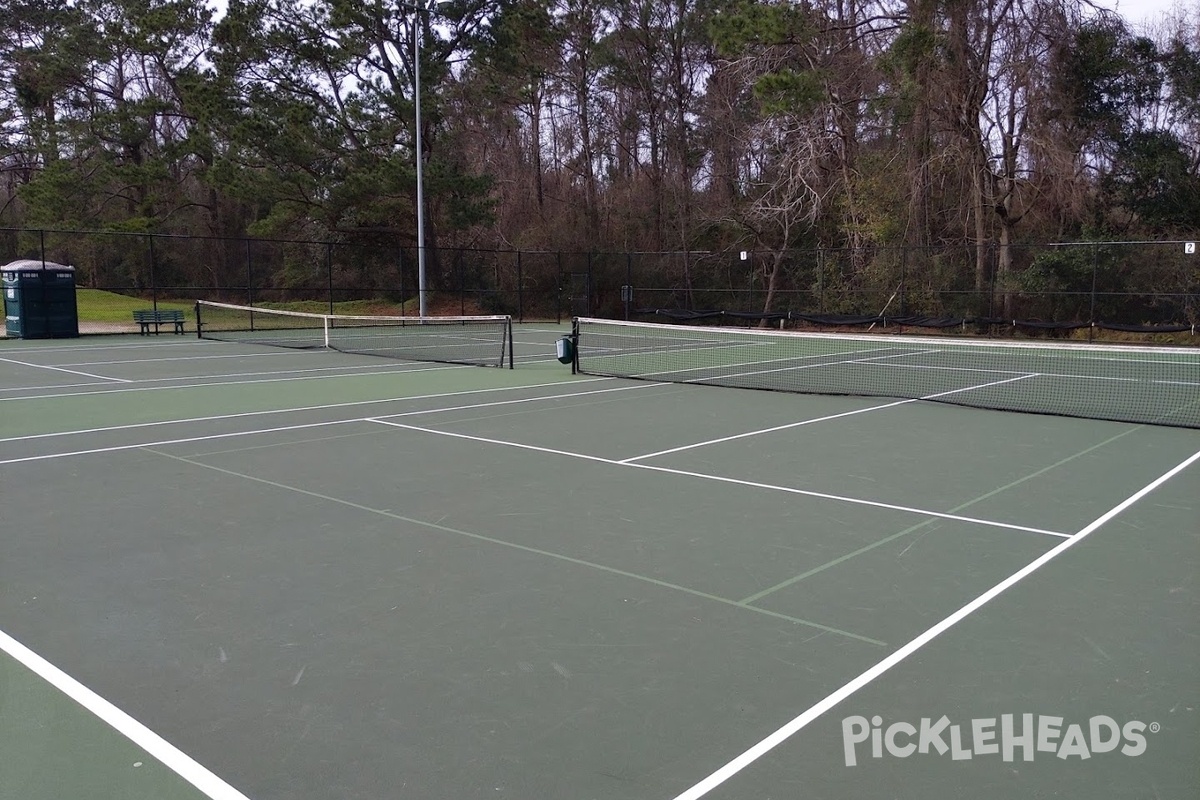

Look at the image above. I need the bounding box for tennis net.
[571,317,1200,429]
[196,301,513,368]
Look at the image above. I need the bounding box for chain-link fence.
[3,228,1196,337]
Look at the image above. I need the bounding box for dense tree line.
[0,0,1196,312]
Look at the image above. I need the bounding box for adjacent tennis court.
[1,319,1197,800]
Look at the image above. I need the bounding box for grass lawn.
[73,290,428,323]
[74,290,195,322]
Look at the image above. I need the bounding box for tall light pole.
[387,1,439,318]
[412,0,428,318]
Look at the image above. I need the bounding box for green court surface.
[0,324,1197,800]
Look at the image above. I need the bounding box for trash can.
[2,259,80,339]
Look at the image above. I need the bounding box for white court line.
[370,419,619,465]
[669,444,1200,800]
[0,355,131,383]
[55,352,300,366]
[597,340,764,358]
[0,378,615,443]
[0,354,572,403]
[686,349,943,383]
[0,627,250,800]
[147,448,883,646]
[871,361,1141,384]
[628,463,1067,538]
[0,340,218,354]
[623,400,916,462]
[0,363,475,403]
[862,361,1200,387]
[372,383,669,421]
[366,419,1068,538]
[623,375,1037,463]
[0,420,367,464]
[0,380,115,393]
[0,384,661,463]
[628,345,904,379]
[0,362,421,394]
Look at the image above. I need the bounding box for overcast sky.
[1095,0,1195,27]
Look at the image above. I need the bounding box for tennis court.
[1,317,1197,800]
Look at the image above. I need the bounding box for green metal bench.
[133,309,186,335]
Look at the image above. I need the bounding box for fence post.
[899,247,907,317]
[148,235,158,312]
[556,251,563,324]
[586,251,593,317]
[516,250,523,323]
[988,241,997,328]
[817,247,824,313]
[246,239,254,307]
[398,241,406,316]
[1089,242,1099,342]
[459,249,466,316]
[625,252,633,320]
[747,253,754,312]
[327,242,334,314]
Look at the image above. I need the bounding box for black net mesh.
[573,317,1200,429]
[196,301,512,368]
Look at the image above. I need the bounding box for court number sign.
[1186,242,1196,254]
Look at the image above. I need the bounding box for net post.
[507,316,514,369]
[194,301,202,339]
[323,316,331,349]
[570,317,580,375]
